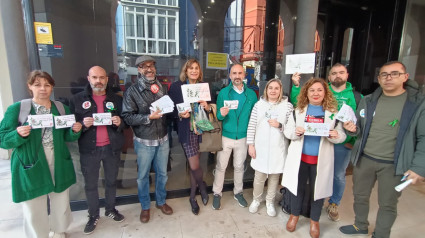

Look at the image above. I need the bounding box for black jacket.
[70,84,125,153]
[121,76,167,140]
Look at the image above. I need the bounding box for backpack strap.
[353,91,361,107]
[18,99,65,126]
[18,99,33,126]
[52,101,65,115]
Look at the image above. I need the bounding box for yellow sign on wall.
[206,52,228,69]
[34,22,53,44]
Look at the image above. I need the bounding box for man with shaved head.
[70,66,126,234]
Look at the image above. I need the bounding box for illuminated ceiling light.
[198,19,202,23]
[211,0,215,3]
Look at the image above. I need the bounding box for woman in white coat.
[247,79,293,217]
[282,78,346,238]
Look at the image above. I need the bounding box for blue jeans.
[134,140,169,210]
[329,143,351,205]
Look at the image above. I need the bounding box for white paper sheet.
[54,115,76,129]
[176,102,192,113]
[150,95,175,114]
[285,53,316,74]
[224,100,239,110]
[336,104,357,124]
[93,112,112,126]
[304,122,330,136]
[181,83,211,103]
[28,114,54,128]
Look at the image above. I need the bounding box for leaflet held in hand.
[54,115,76,128]
[93,113,112,126]
[28,114,54,128]
[150,95,175,114]
[336,104,357,124]
[224,100,238,109]
[304,123,330,136]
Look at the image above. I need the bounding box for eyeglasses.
[379,72,406,79]
[138,64,155,70]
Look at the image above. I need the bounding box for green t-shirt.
[363,92,407,161]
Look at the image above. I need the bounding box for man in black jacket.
[70,66,125,234]
[122,56,173,224]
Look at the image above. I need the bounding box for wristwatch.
[278,122,283,129]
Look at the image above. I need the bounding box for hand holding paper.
[150,95,174,114]
[93,113,112,126]
[304,123,330,136]
[28,114,54,128]
[336,104,357,124]
[224,100,238,109]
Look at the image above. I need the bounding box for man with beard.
[291,63,361,221]
[70,66,125,234]
[212,64,258,210]
[121,56,173,223]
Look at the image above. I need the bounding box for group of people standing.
[0,56,424,238]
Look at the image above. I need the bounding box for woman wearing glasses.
[0,70,82,238]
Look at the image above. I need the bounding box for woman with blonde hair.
[247,78,293,216]
[169,59,210,215]
[282,78,346,238]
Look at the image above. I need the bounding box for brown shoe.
[140,209,150,223]
[286,214,299,232]
[310,220,320,238]
[155,203,173,215]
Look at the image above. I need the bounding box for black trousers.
[80,145,121,216]
[290,161,324,221]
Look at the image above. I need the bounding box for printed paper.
[224,100,239,110]
[176,102,192,113]
[28,114,54,128]
[54,115,76,129]
[93,113,112,126]
[181,83,211,103]
[285,53,316,74]
[150,95,175,114]
[336,104,357,124]
[304,122,330,136]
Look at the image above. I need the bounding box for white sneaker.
[266,202,276,217]
[51,232,66,238]
[249,200,261,213]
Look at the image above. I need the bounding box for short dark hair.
[331,63,347,71]
[380,61,407,72]
[27,70,55,86]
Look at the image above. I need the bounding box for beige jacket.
[281,106,346,201]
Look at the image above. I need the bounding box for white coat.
[281,106,346,201]
[248,97,293,174]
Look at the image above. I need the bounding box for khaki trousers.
[21,146,72,238]
[252,170,280,203]
[213,136,247,195]
[353,156,402,238]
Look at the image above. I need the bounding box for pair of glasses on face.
[138,64,155,70]
[379,72,406,79]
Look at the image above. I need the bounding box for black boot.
[199,181,209,206]
[189,198,200,215]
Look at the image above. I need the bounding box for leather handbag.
[199,104,223,152]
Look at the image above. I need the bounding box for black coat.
[70,84,125,153]
[121,77,168,140]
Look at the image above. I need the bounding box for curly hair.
[296,77,338,113]
[179,59,203,82]
[263,78,284,103]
